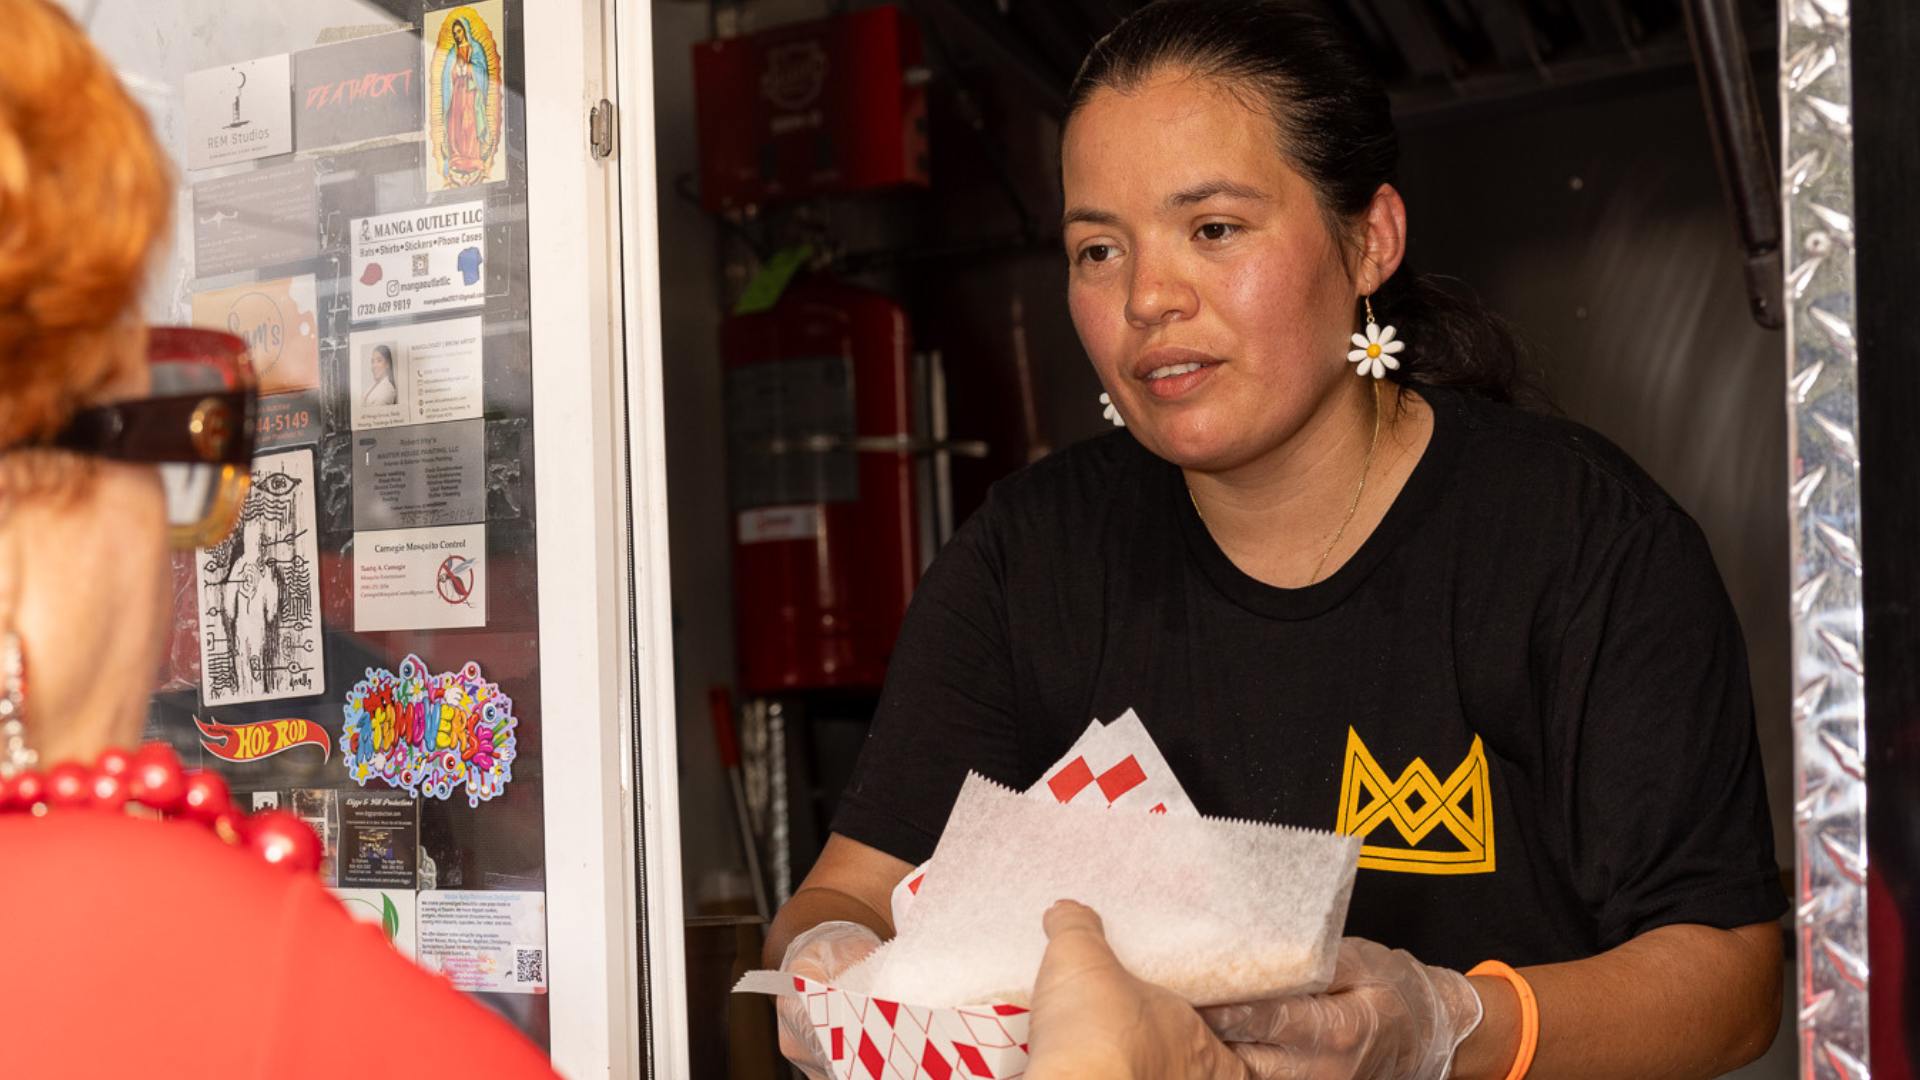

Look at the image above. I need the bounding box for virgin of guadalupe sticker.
[341,655,517,806]
[424,2,506,190]
[195,449,325,706]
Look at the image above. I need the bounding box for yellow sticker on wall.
[189,274,320,395]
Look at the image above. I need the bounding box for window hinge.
[589,99,616,161]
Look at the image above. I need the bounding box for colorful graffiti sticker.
[196,715,332,763]
[341,655,515,806]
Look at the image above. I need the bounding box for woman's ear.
[1356,183,1408,295]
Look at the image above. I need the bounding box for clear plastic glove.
[776,920,883,1079]
[1028,900,1249,1080]
[1199,937,1484,1080]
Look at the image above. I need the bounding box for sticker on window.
[341,655,517,806]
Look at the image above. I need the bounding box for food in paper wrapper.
[889,709,1196,927]
[735,709,1360,1080]
[859,773,1358,1008]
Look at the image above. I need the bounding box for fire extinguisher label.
[738,505,823,544]
[726,357,860,509]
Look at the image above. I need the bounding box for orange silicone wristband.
[1467,960,1539,1080]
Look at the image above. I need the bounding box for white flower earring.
[1347,296,1405,379]
[1100,391,1126,427]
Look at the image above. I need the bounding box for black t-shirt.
[833,384,1786,971]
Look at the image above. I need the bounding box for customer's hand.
[1199,937,1483,1080]
[776,920,883,1079]
[1027,900,1249,1080]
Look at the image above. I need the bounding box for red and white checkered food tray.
[734,971,1031,1080]
[736,710,1195,1080]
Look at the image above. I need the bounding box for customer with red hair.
[0,3,558,1075]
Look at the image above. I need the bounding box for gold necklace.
[1189,378,1382,586]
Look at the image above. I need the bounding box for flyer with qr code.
[415,889,547,994]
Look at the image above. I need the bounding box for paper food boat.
[735,970,1031,1080]
[734,710,1355,1080]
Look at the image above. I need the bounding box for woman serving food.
[766,1,1785,1077]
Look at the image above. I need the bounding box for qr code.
[515,947,544,985]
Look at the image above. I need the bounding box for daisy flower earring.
[1348,296,1406,379]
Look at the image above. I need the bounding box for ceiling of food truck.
[918,0,1777,120]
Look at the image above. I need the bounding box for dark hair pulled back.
[1066,0,1539,406]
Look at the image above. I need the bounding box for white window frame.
[527,0,678,1075]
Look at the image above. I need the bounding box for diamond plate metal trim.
[1781,0,1869,1075]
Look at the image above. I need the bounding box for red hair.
[0,0,171,451]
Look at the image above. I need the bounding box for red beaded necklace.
[0,742,321,873]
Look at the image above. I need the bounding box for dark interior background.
[653,2,1794,1074]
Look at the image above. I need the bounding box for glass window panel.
[74,0,554,1049]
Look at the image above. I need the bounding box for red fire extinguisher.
[724,278,918,694]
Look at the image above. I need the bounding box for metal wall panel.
[1778,0,1869,1075]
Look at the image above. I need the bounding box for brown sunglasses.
[7,328,261,547]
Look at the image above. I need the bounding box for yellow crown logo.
[1335,728,1495,875]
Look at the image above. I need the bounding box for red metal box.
[693,6,929,213]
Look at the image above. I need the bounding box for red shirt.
[0,809,560,1079]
